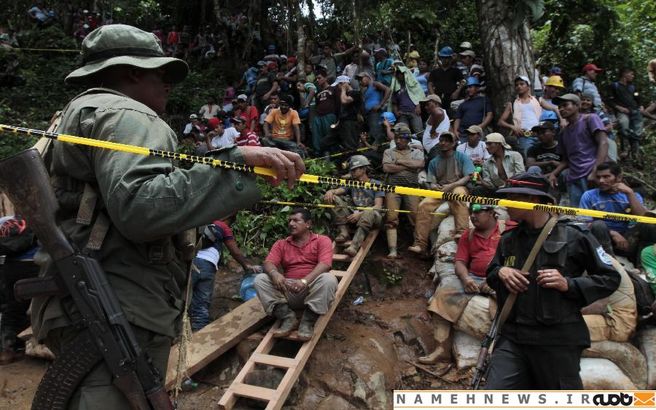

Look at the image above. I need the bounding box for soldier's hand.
[536,268,568,292]
[238,146,305,189]
[498,266,529,294]
[324,190,336,204]
[346,211,361,223]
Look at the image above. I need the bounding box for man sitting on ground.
[255,208,337,341]
[206,117,239,150]
[409,132,473,256]
[324,155,384,257]
[456,125,489,166]
[580,162,656,266]
[419,204,504,364]
[472,133,525,197]
[526,121,561,175]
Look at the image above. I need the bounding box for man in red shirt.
[418,204,505,364]
[255,208,337,341]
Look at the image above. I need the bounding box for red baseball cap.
[582,63,603,73]
[207,117,222,129]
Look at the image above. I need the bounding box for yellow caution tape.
[259,200,447,216]
[2,123,656,225]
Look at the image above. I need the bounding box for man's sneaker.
[408,244,425,254]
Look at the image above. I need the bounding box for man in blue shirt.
[580,162,656,266]
[409,132,474,255]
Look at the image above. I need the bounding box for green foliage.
[232,159,338,258]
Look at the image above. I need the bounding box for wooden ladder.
[218,230,379,409]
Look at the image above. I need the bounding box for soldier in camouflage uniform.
[32,24,304,409]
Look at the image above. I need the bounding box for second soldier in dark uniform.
[485,173,620,389]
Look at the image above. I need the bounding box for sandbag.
[434,212,454,248]
[437,241,458,262]
[580,358,636,390]
[452,330,480,370]
[454,295,495,340]
[429,259,455,284]
[583,341,647,390]
[636,327,656,388]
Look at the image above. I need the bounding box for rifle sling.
[496,216,559,330]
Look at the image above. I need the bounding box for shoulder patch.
[595,246,613,266]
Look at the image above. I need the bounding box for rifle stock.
[0,149,73,261]
[0,149,172,410]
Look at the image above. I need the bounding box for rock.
[452,330,481,370]
[317,395,355,410]
[580,358,636,389]
[583,341,648,389]
[353,376,367,401]
[368,371,389,409]
[454,295,493,340]
[636,327,656,388]
[437,241,458,262]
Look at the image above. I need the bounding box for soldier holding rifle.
[27,24,304,408]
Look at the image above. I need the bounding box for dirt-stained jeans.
[414,186,469,249]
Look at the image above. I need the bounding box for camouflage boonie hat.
[349,155,371,170]
[66,24,189,85]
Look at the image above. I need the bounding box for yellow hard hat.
[545,75,565,88]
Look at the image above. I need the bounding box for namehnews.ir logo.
[592,392,655,407]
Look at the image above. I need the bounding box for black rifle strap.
[496,216,559,330]
[32,330,103,410]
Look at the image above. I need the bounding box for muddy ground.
[0,231,470,409]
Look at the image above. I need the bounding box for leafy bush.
[232,159,338,258]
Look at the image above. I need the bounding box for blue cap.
[438,46,454,57]
[465,76,481,87]
[549,66,562,75]
[380,111,396,125]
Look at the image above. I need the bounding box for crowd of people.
[2,14,656,398]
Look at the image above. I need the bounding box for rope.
[2,123,656,225]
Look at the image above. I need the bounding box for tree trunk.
[477,0,536,121]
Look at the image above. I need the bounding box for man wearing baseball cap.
[473,133,525,198]
[498,74,543,156]
[357,71,391,144]
[409,132,473,256]
[428,46,464,110]
[485,173,619,389]
[37,24,304,406]
[548,93,609,207]
[456,125,490,165]
[453,76,493,142]
[572,63,603,109]
[422,94,451,160]
[539,75,565,125]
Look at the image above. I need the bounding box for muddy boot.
[386,228,399,258]
[296,309,320,342]
[335,225,350,243]
[344,227,367,257]
[418,319,452,364]
[272,304,298,338]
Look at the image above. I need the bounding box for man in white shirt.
[205,117,240,150]
[199,96,220,120]
[456,125,490,166]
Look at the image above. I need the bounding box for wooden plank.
[230,383,277,401]
[165,298,269,389]
[251,353,296,369]
[332,254,351,262]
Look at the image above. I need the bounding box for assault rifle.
[471,308,500,390]
[0,149,172,410]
